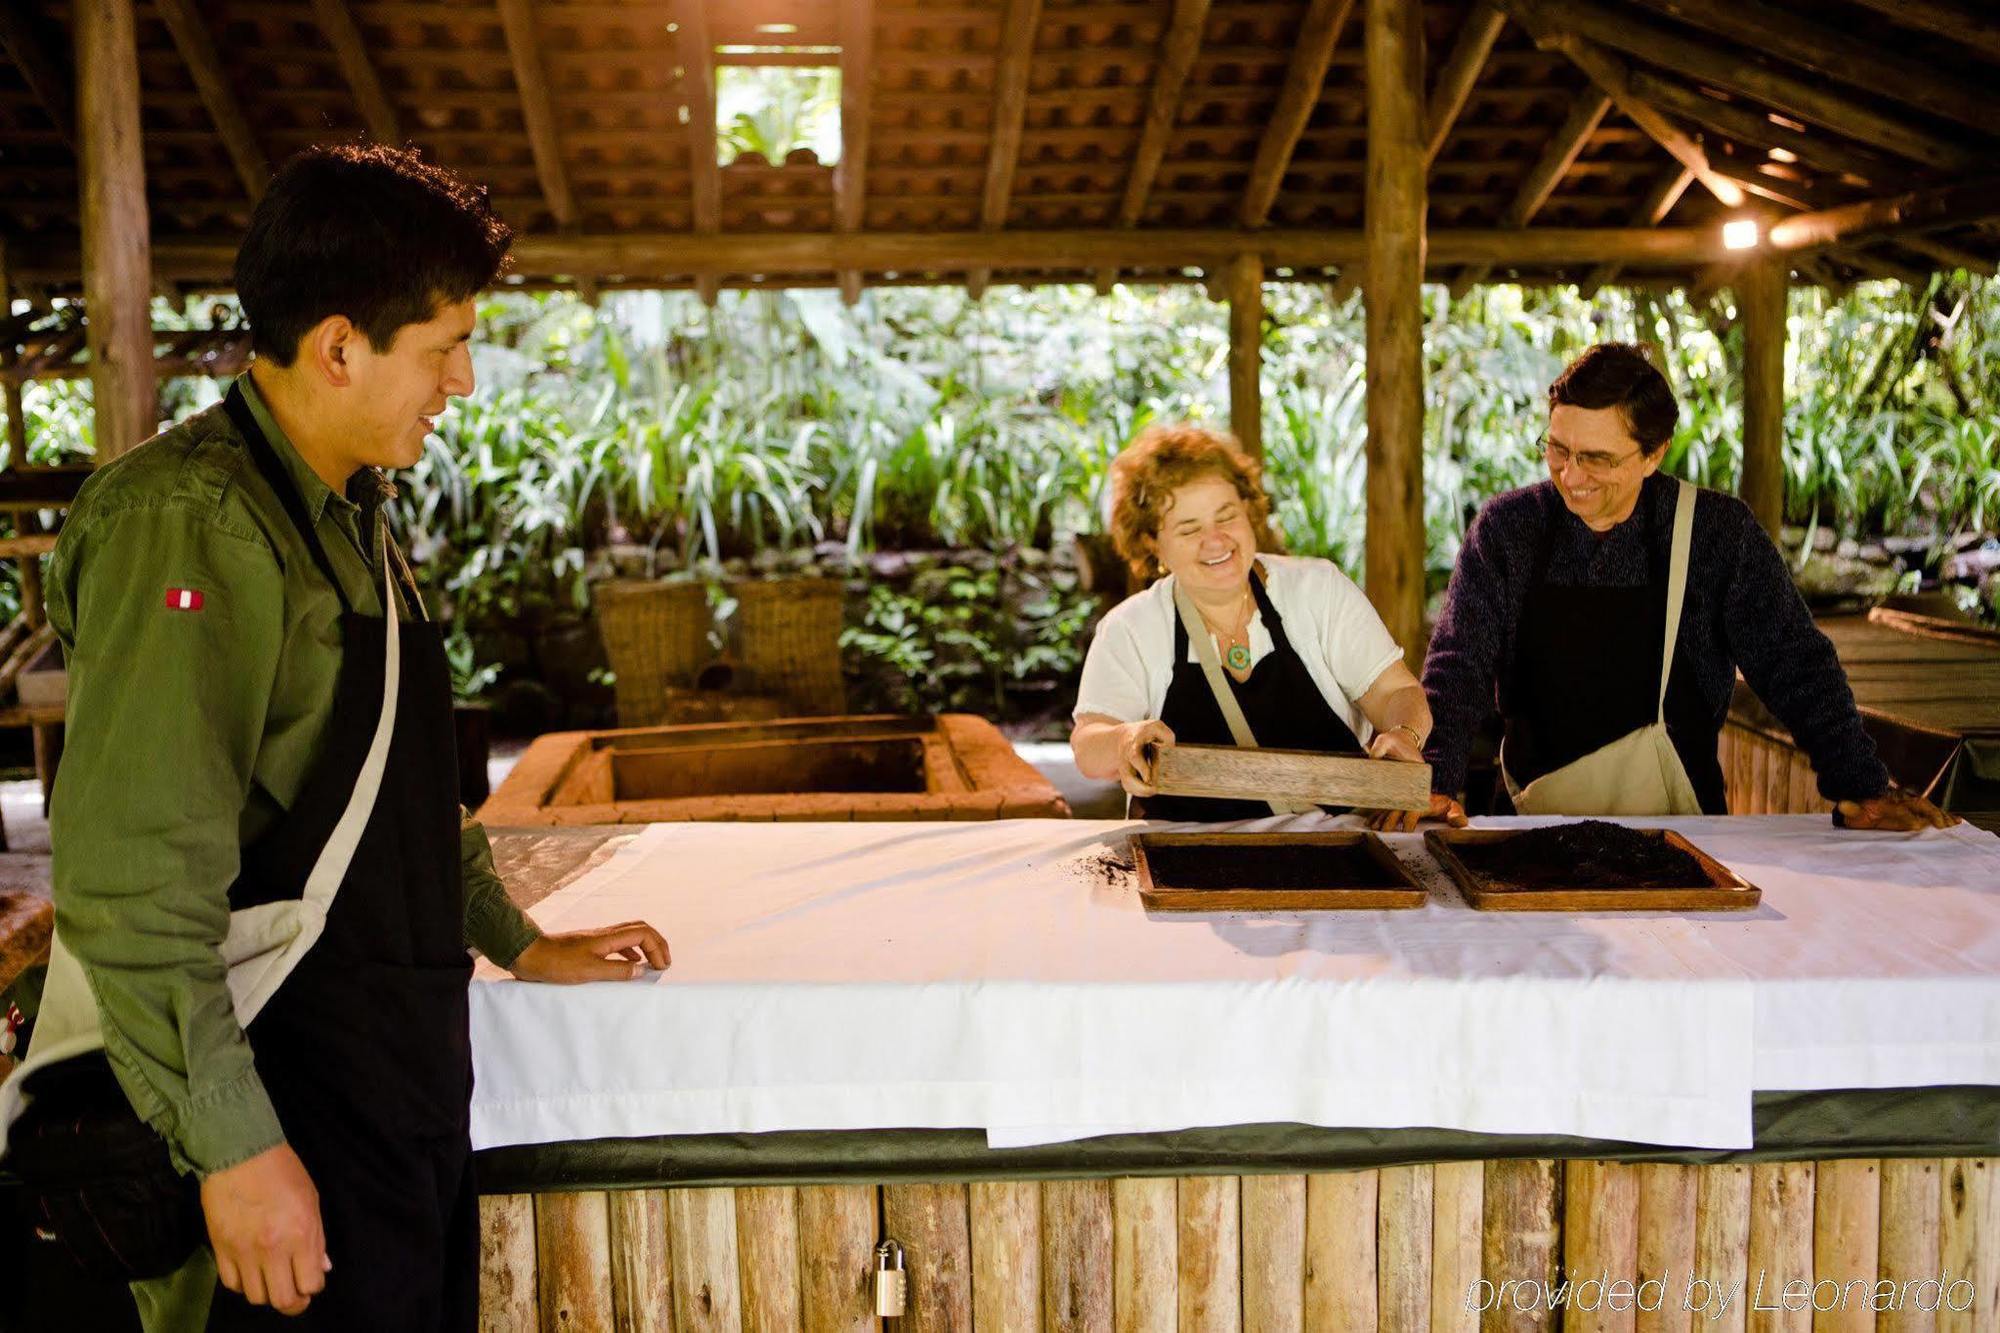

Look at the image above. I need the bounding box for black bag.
[6,1050,205,1282]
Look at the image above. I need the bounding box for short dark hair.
[234,144,513,365]
[1548,342,1679,454]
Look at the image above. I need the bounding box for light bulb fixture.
[1722,217,1762,251]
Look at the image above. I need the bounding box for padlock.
[874,1238,908,1318]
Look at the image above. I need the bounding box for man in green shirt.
[25,145,668,1327]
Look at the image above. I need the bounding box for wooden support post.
[0,238,27,470]
[1737,252,1786,539]
[835,0,874,305]
[1226,252,1263,459]
[680,0,721,306]
[968,0,1041,299]
[76,0,156,462]
[311,0,402,144]
[1364,0,1427,663]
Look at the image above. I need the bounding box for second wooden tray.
[1146,743,1432,812]
[1131,830,1428,911]
[1423,827,1762,912]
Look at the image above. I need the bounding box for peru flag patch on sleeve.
[164,587,205,612]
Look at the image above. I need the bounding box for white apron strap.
[1656,479,1696,724]
[1170,570,1312,818]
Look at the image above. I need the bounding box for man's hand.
[510,922,671,983]
[1366,792,1469,834]
[1117,720,1175,798]
[201,1143,327,1317]
[1834,787,1956,831]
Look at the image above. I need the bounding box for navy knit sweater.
[1421,470,1889,802]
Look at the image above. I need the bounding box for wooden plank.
[536,1191,616,1332]
[497,0,576,228]
[884,1183,973,1333]
[1694,1165,1751,1333]
[1432,1161,1485,1333]
[1747,1163,1813,1333]
[1226,252,1264,458]
[1425,2,1507,166]
[1623,72,1898,187]
[969,1182,1041,1330]
[1149,743,1430,813]
[310,0,402,143]
[1118,0,1212,226]
[1738,253,1787,538]
[1811,1160,1879,1333]
[1244,1174,1308,1333]
[1306,1169,1378,1332]
[0,622,55,699]
[1380,1164,1434,1333]
[735,1186,802,1332]
[1484,1160,1560,1333]
[1840,0,2000,67]
[1041,1179,1111,1333]
[1770,179,2000,253]
[1240,0,1358,226]
[669,1187,745,1333]
[1179,1175,1242,1333]
[0,535,57,559]
[1635,1165,1696,1333]
[1877,1161,1940,1333]
[835,0,873,303]
[1582,165,1696,297]
[479,1193,539,1332]
[609,1190,674,1333]
[152,0,268,201]
[1364,0,1428,667]
[797,1185,877,1333]
[75,0,157,461]
[1939,1159,2000,1333]
[1563,1161,1640,1333]
[1113,1177,1178,1333]
[1457,85,1609,290]
[967,0,1043,296]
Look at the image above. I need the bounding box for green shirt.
[45,373,540,1178]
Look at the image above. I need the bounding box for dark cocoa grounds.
[1074,849,1136,887]
[1453,821,1707,890]
[1141,842,1405,892]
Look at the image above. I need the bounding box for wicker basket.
[730,577,847,716]
[592,579,714,727]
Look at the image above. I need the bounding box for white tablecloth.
[468,815,2000,1153]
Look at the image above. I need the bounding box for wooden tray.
[1130,830,1428,911]
[1146,743,1431,812]
[1423,828,1762,912]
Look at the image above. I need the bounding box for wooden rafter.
[1899,234,1997,278]
[1839,0,2000,68]
[679,0,720,304]
[1095,0,1209,290]
[1768,176,2000,252]
[1455,87,1610,291]
[1423,2,1507,167]
[1630,0,1997,133]
[310,0,402,144]
[153,0,268,200]
[968,0,1042,297]
[1526,0,1980,172]
[1239,0,1358,227]
[1581,163,1695,295]
[1624,70,1900,189]
[835,0,874,305]
[0,3,73,146]
[1504,1,1743,207]
[497,0,575,229]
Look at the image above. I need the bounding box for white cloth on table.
[470,815,2000,1152]
[1070,554,1405,738]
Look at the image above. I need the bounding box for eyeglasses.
[1537,433,1641,477]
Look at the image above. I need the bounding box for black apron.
[1502,495,1727,815]
[1140,571,1365,822]
[207,387,476,1331]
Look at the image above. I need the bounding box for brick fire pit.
[478,714,1071,824]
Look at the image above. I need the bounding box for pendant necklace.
[1201,590,1256,672]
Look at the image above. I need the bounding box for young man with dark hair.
[8,144,667,1329]
[1377,341,1951,831]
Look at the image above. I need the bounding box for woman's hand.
[1365,793,1469,834]
[1366,728,1424,765]
[510,922,672,983]
[1116,719,1175,797]
[1834,787,1956,831]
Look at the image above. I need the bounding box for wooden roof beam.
[1503,1,1744,207]
[1580,163,1695,295]
[1456,86,1610,289]
[0,3,73,147]
[1424,2,1507,168]
[835,0,873,304]
[1630,0,1998,133]
[1623,70,1901,189]
[1097,0,1210,291]
[497,0,576,231]
[678,0,720,304]
[1768,176,2000,252]
[310,0,402,144]
[1523,0,1981,172]
[1239,0,1358,227]
[1839,0,2000,68]
[969,0,1043,298]
[1898,234,1998,278]
[153,0,268,201]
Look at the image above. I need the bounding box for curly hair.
[1108,423,1277,582]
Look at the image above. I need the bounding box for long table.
[472,816,2000,1332]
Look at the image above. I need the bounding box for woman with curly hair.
[1070,423,1433,820]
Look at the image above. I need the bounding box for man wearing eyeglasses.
[1377,341,1950,832]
